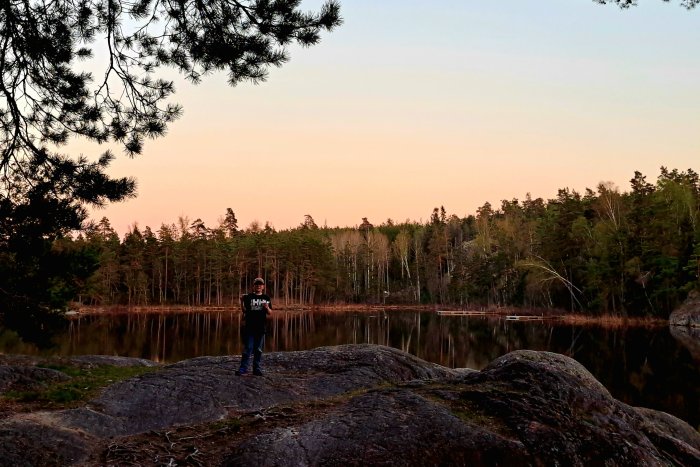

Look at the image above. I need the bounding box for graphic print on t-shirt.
[243,293,272,333]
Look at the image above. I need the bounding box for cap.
[253,277,265,285]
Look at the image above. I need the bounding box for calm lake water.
[1,310,698,429]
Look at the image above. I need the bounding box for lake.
[0,309,698,430]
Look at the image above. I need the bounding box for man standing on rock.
[236,277,272,376]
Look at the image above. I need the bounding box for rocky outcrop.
[60,345,459,438]
[669,290,700,359]
[0,345,698,466]
[0,365,70,393]
[670,289,700,327]
[670,325,700,361]
[0,354,157,398]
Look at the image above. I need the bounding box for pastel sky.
[79,0,699,236]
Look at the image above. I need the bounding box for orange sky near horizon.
[79,1,699,236]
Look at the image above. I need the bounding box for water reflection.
[0,310,698,429]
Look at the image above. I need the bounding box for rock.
[226,388,530,466]
[456,350,699,466]
[636,407,700,453]
[0,365,70,393]
[670,325,700,361]
[0,345,698,466]
[670,289,700,327]
[0,354,157,395]
[65,355,159,368]
[230,349,700,466]
[0,417,95,467]
[0,353,156,369]
[60,345,459,437]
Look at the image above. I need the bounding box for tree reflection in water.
[0,309,698,429]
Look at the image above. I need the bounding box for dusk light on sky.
[81,0,700,236]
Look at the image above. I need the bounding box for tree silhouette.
[1,0,341,173]
[594,0,699,8]
[0,0,341,317]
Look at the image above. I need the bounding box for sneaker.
[253,369,263,376]
[235,369,246,376]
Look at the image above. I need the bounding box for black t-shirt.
[241,293,272,333]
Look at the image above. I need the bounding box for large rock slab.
[226,387,530,466]
[462,351,700,465]
[670,289,700,327]
[0,345,698,466]
[228,350,700,466]
[59,345,459,438]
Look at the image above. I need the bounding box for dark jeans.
[239,330,265,373]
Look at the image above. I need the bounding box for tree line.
[2,1,694,326]
[60,168,699,317]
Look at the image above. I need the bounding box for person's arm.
[263,298,272,316]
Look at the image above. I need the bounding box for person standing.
[236,277,272,376]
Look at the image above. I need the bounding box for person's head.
[253,277,265,292]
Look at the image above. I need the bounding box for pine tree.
[0,0,341,317]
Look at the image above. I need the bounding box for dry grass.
[73,303,440,316]
[554,313,667,328]
[72,304,668,327]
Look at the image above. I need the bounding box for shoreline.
[70,304,668,328]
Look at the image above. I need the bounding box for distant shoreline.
[71,304,667,328]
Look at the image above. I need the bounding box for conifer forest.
[41,168,700,318]
[2,2,697,323]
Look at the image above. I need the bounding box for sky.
[78,0,699,236]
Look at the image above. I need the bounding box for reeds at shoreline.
[70,304,668,328]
